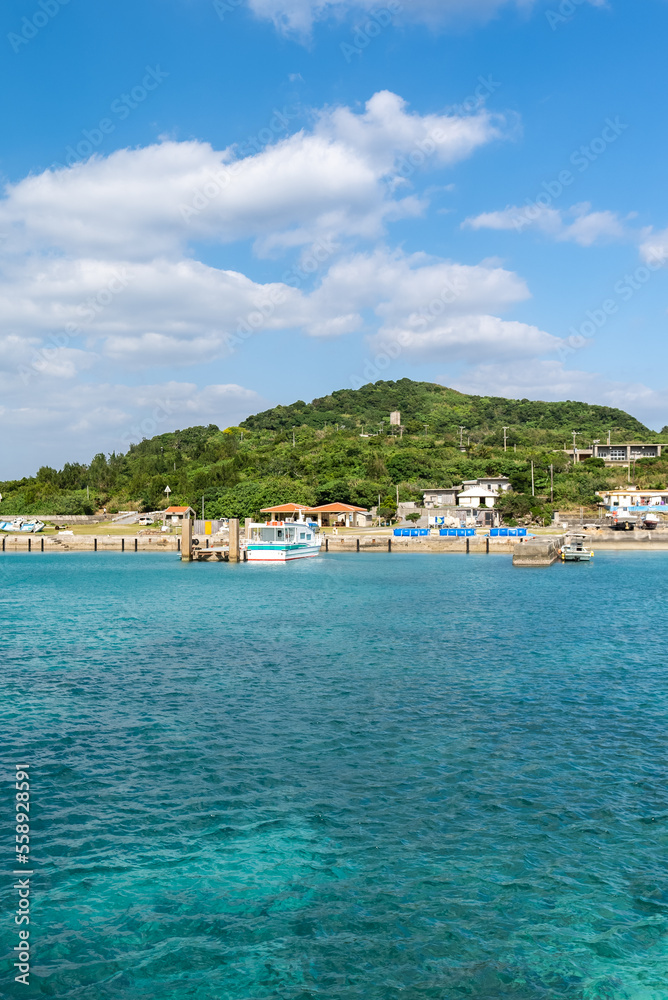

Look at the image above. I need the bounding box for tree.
[405,511,421,523]
[378,494,397,522]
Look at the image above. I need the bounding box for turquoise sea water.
[1,551,667,999]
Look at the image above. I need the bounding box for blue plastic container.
[517,528,527,537]
[439,529,447,536]
[466,529,475,537]
[402,529,410,537]
[499,528,509,537]
[508,529,518,537]
[490,528,499,537]
[410,529,419,537]
[393,529,402,537]
[419,529,429,536]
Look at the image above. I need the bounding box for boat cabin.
[255,521,317,545]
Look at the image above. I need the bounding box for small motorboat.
[560,534,593,562]
[0,517,45,533]
[640,512,660,530]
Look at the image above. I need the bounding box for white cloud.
[247,0,536,37]
[0,92,504,262]
[464,202,631,246]
[0,93,516,373]
[309,248,563,361]
[376,315,561,363]
[0,248,554,371]
[639,228,668,267]
[449,360,667,429]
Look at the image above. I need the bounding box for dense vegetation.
[0,379,664,520]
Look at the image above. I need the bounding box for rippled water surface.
[1,551,667,999]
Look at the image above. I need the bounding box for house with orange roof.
[163,505,196,525]
[260,501,371,528]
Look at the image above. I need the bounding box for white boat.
[641,512,660,530]
[0,517,45,533]
[246,515,322,562]
[560,534,593,562]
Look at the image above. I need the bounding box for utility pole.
[502,426,508,452]
[201,495,204,521]
[607,429,611,446]
[459,426,465,448]
[550,464,554,503]
[572,431,579,463]
[292,426,296,448]
[424,424,428,437]
[531,461,535,497]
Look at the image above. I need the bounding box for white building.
[597,487,668,509]
[422,476,511,509]
[390,411,402,426]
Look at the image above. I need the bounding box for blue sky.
[1,0,667,475]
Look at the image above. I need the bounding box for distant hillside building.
[566,443,662,465]
[389,411,401,426]
[422,476,511,510]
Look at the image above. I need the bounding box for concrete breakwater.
[512,535,565,567]
[0,534,180,552]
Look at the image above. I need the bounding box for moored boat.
[560,534,593,562]
[245,515,321,562]
[640,512,660,530]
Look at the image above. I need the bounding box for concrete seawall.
[0,534,180,552]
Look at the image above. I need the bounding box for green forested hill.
[242,378,651,441]
[0,379,663,518]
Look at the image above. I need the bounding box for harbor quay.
[0,533,180,553]
[3,524,668,563]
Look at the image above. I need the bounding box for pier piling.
[228,518,240,562]
[181,515,193,561]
